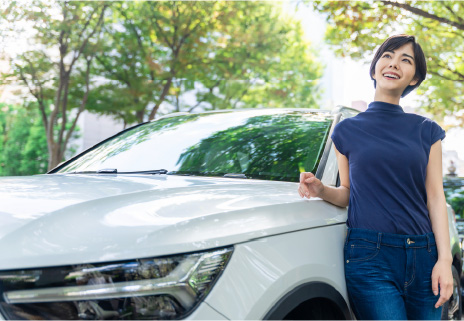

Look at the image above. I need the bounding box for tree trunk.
[148,77,173,121]
[47,140,61,170]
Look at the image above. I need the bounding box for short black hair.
[370,34,427,97]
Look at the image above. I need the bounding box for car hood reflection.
[0,174,346,269]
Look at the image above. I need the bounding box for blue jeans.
[344,227,443,320]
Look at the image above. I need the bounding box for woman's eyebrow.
[402,53,415,61]
[385,49,415,61]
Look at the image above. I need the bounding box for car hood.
[0,174,346,270]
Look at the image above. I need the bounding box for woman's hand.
[298,172,325,199]
[432,259,453,309]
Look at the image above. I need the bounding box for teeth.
[384,73,399,79]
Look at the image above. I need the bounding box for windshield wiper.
[98,168,117,173]
[68,169,168,175]
[119,169,168,175]
[223,173,248,179]
[67,169,117,174]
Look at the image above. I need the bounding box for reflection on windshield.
[176,114,331,181]
[57,115,202,173]
[55,110,333,182]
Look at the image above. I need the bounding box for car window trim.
[315,113,341,180]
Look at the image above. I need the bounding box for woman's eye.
[382,54,391,58]
[403,59,412,64]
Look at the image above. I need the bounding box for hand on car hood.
[0,174,346,269]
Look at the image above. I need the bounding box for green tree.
[311,1,464,122]
[1,0,109,169]
[0,103,48,176]
[87,1,322,124]
[190,1,322,111]
[1,0,323,171]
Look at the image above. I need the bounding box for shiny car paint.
[202,224,348,319]
[0,174,345,270]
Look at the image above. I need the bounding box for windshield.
[54,109,333,182]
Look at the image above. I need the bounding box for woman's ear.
[409,76,419,86]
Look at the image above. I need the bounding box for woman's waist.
[346,227,435,248]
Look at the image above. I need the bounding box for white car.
[0,108,460,320]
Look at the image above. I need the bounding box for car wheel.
[441,265,462,320]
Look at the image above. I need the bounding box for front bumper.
[0,302,228,321]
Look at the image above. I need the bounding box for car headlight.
[0,247,233,320]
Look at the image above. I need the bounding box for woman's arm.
[298,145,350,207]
[426,139,453,308]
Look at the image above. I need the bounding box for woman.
[298,34,453,320]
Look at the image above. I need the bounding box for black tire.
[441,265,462,320]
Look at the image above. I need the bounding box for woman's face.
[372,42,418,96]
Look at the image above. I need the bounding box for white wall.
[72,111,125,157]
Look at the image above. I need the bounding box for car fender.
[263,281,353,320]
[204,223,351,319]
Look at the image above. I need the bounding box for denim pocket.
[348,239,380,262]
[426,244,438,262]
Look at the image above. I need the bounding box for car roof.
[154,106,360,122]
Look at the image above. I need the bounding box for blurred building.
[350,100,367,112]
[71,111,125,157]
[444,150,464,177]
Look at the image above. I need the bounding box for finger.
[434,278,453,308]
[443,281,454,300]
[301,186,311,198]
[447,284,454,299]
[435,295,447,309]
[431,273,439,297]
[305,177,316,184]
[301,184,311,197]
[299,172,314,183]
[299,182,309,193]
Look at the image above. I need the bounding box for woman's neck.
[373,92,401,105]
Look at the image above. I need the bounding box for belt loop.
[377,232,382,249]
[426,234,431,252]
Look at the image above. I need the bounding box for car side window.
[321,142,339,187]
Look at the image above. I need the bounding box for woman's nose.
[389,60,399,69]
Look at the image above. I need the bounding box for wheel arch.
[263,281,353,320]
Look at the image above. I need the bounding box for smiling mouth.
[383,73,400,79]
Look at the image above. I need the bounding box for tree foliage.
[0,103,48,176]
[1,1,323,171]
[176,114,331,182]
[311,1,464,123]
[1,0,109,169]
[86,1,322,124]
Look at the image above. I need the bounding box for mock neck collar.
[366,101,404,113]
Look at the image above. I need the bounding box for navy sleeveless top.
[331,101,446,235]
